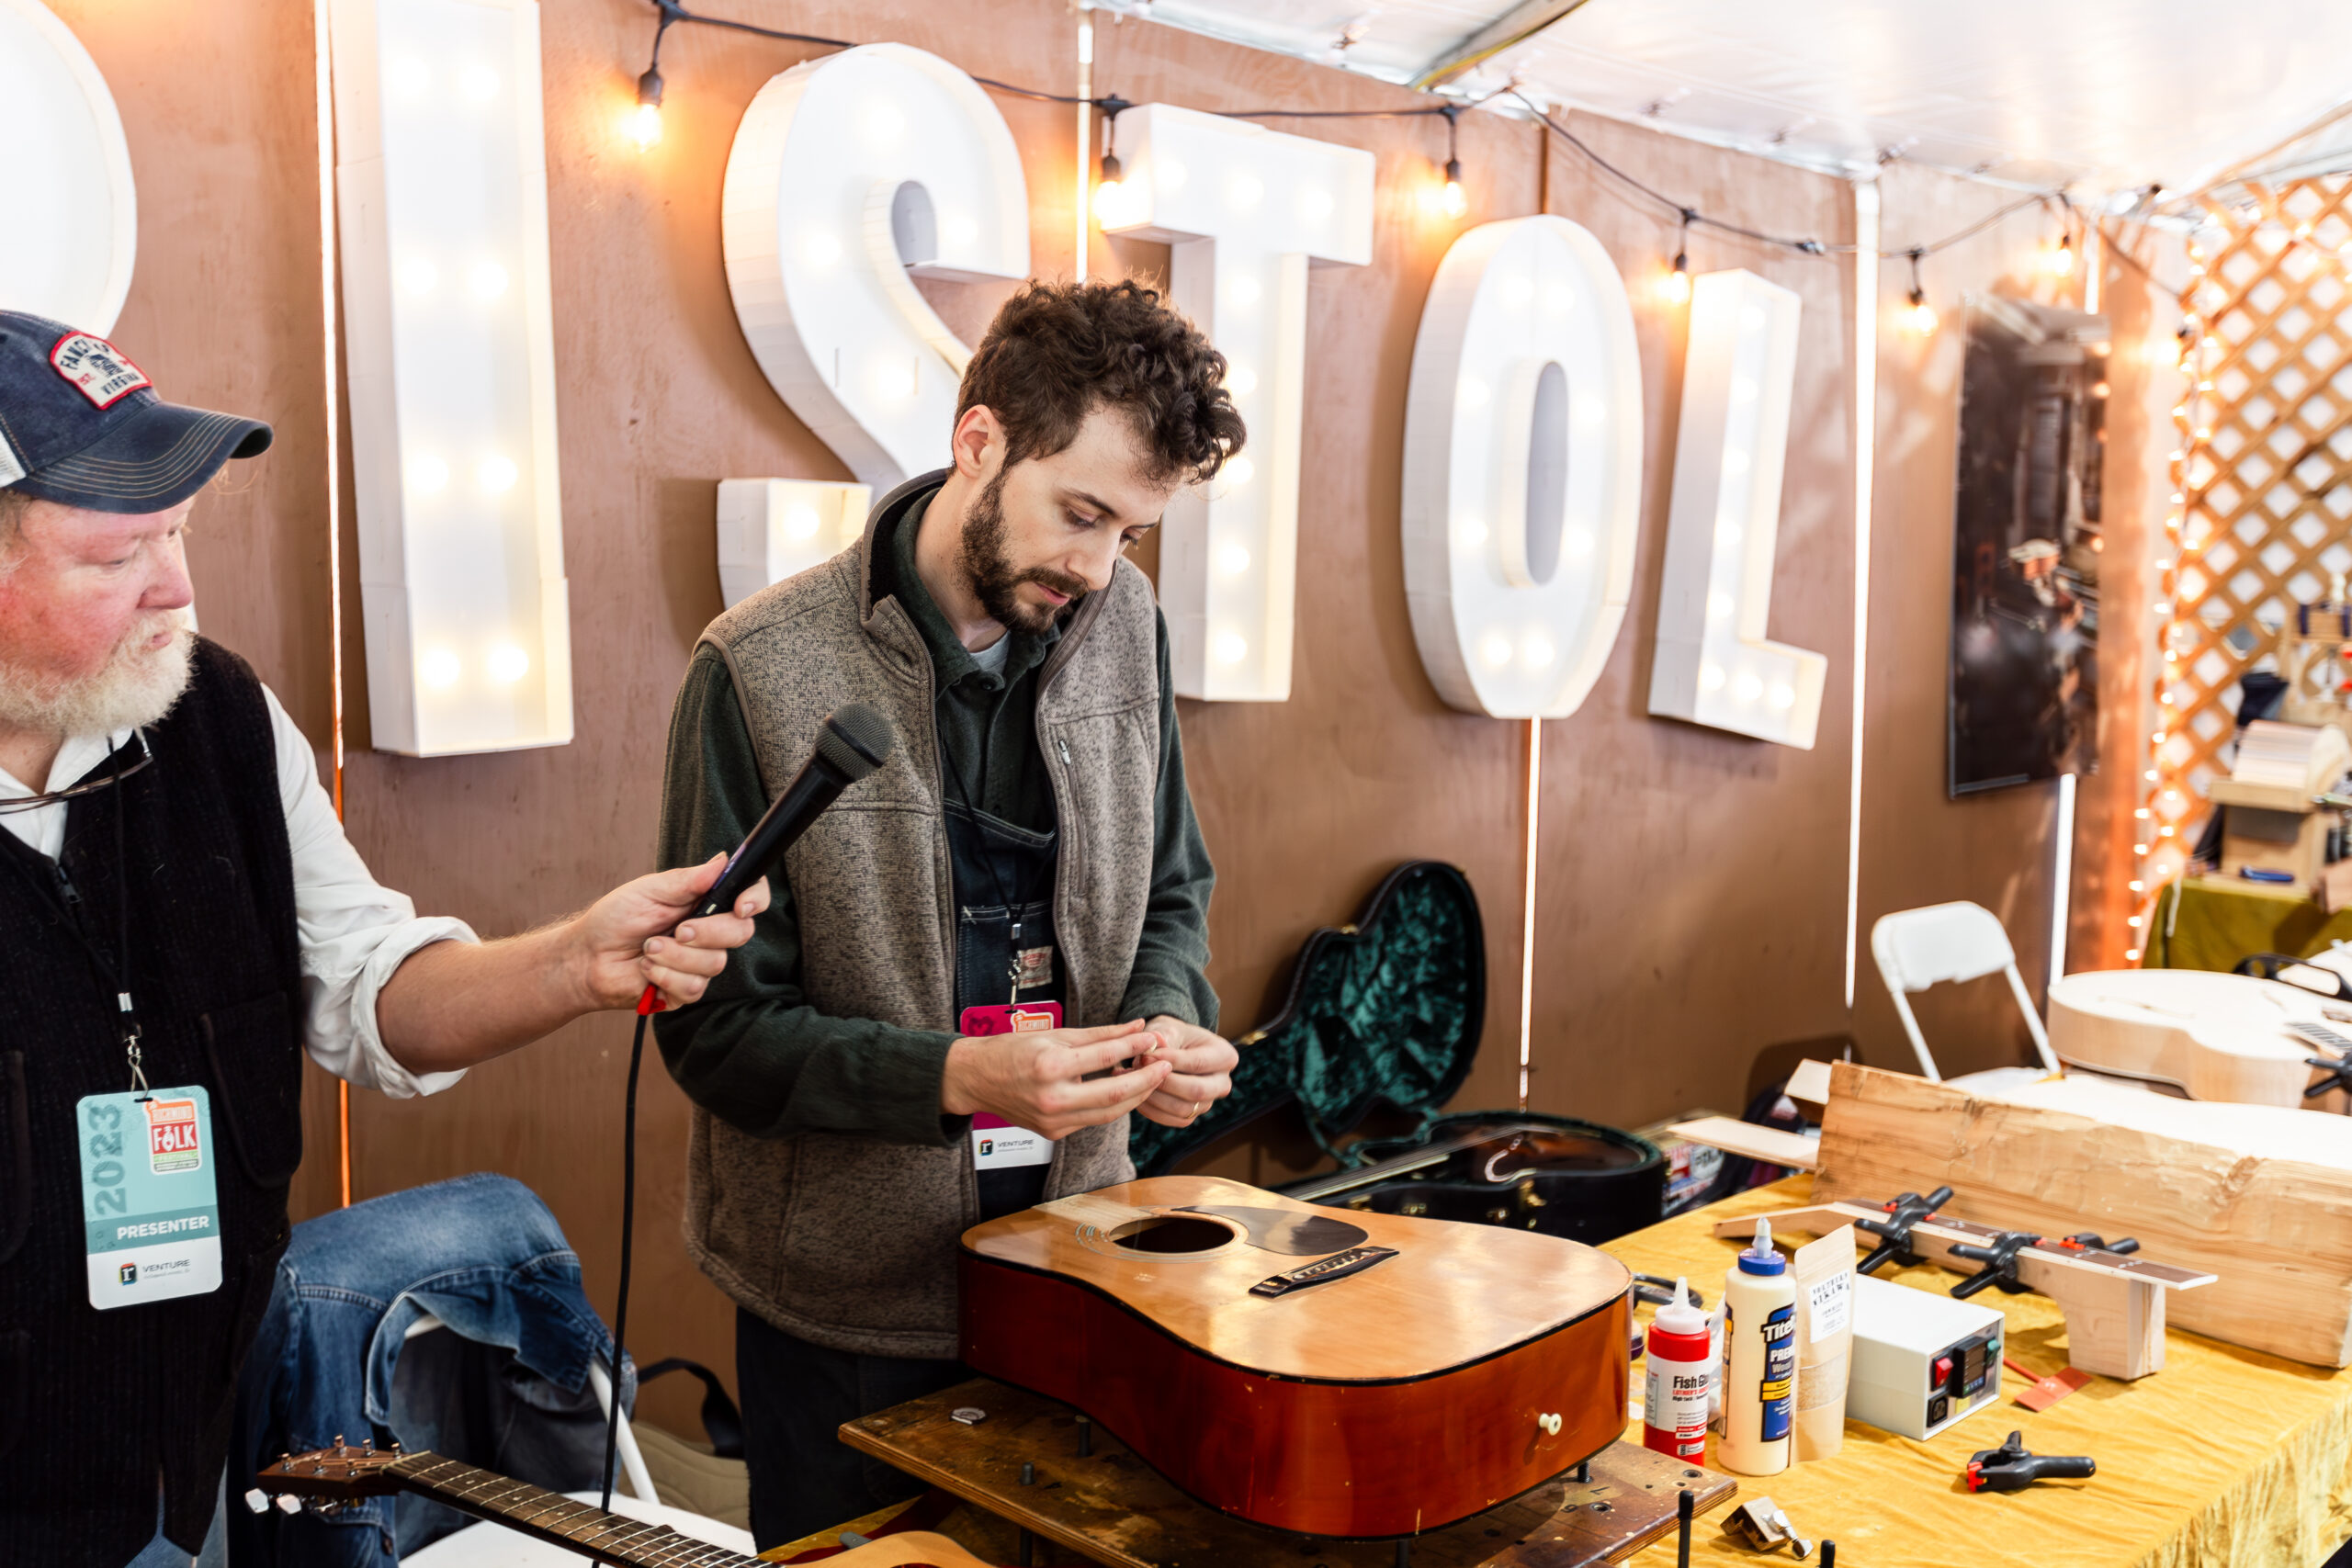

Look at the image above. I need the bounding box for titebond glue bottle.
[1642,1277,1713,1460]
[1719,1216,1796,1476]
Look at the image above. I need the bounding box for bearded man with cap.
[0,310,772,1565]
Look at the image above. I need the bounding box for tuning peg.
[243,1488,270,1516]
[275,1495,302,1516]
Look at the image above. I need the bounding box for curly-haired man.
[655,278,1247,1545]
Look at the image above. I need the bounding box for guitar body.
[957,1176,1632,1540]
[2048,968,2336,1106]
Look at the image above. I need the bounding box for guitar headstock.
[253,1438,404,1514]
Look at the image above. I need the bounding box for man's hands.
[1134,1015,1239,1129]
[571,851,772,1010]
[942,1020,1175,1141]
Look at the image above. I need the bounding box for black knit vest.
[0,637,304,1561]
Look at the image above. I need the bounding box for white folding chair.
[1871,901,2061,1089]
[403,1311,659,1506]
[395,1314,754,1567]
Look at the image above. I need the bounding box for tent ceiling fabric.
[1133,0,2352,197]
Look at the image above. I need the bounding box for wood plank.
[1812,1063,2352,1366]
[837,1379,1738,1568]
[1663,1119,1820,1171]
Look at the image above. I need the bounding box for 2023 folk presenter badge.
[77,1089,222,1308]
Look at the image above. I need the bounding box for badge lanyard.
[935,689,1044,1008]
[4,737,150,1093]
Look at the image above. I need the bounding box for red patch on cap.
[50,332,152,410]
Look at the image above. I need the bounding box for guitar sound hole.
[1106,1216,1235,1254]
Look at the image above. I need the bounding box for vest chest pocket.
[199,992,304,1190]
[0,1327,23,1460]
[1044,701,1159,886]
[0,1054,26,1269]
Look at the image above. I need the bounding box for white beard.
[0,613,195,740]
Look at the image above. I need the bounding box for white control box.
[1846,1273,2006,1440]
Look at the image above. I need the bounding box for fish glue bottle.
[1719,1216,1796,1476]
[1642,1276,1713,1460]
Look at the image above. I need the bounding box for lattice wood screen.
[2145,179,2352,886]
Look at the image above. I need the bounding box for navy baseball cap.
[0,310,272,514]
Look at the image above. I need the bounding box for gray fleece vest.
[686,476,1159,1357]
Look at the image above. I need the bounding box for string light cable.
[620,0,2114,294]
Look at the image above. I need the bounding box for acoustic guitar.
[958,1175,1633,1540]
[254,1441,989,1566]
[2046,967,2348,1107]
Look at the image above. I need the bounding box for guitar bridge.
[1248,1246,1398,1297]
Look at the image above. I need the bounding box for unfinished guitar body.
[2046,967,2336,1106]
[957,1175,1632,1539]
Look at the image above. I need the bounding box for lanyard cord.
[107,742,144,1094]
[933,680,1038,918]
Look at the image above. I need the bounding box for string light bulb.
[1903,249,1937,334]
[1659,208,1694,305]
[630,67,663,151]
[2048,229,2075,277]
[1092,96,1132,225]
[1437,103,1467,220]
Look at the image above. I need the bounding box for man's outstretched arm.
[375,852,770,1077]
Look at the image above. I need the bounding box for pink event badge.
[958,1001,1062,1037]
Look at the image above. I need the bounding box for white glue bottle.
[1641,1276,1713,1461]
[1719,1216,1796,1476]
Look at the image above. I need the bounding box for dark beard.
[959,470,1090,636]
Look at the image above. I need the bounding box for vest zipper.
[51,863,83,919]
[1057,738,1071,764]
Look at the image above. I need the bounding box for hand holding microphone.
[635,704,897,1013]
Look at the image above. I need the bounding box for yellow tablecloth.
[771,1177,2352,1567]
[2140,874,2352,971]
[1609,1178,2352,1568]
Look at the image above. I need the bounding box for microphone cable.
[593,701,894,1517]
[600,988,656,1517]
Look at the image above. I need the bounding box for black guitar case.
[1128,860,1665,1247]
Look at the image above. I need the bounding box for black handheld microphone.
[638,702,896,1013]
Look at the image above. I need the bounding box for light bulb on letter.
[478,456,518,493]
[487,644,530,683]
[785,504,822,542]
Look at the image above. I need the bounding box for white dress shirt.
[0,683,473,1098]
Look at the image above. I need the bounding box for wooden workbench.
[769,1176,2352,1566]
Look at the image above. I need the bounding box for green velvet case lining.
[1130,861,1484,1177]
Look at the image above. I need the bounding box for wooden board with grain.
[837,1379,1737,1568]
[1813,1062,2352,1367]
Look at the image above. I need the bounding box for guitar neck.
[382,1450,759,1567]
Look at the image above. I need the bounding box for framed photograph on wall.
[1948,294,2109,795]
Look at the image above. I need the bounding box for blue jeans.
[124,1475,227,1568]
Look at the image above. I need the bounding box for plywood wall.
[35,0,2153,1427]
